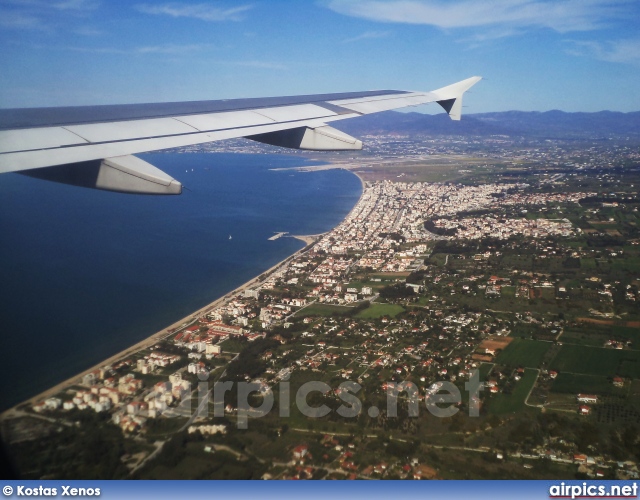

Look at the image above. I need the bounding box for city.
[3,132,639,480]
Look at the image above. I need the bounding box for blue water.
[0,153,361,410]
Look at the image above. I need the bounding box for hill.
[333,109,640,139]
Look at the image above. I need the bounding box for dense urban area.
[2,125,640,480]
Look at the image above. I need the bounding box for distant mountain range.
[333,110,640,139]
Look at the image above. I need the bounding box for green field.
[562,325,640,348]
[550,345,640,378]
[219,337,247,353]
[355,303,405,319]
[296,303,354,317]
[479,363,495,380]
[496,339,552,368]
[560,329,608,347]
[620,359,640,378]
[550,373,622,395]
[610,257,640,272]
[487,368,538,414]
[611,326,640,346]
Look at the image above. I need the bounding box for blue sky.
[1,0,639,113]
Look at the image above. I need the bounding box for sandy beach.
[1,169,366,419]
[290,234,323,246]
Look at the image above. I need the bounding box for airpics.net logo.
[549,482,638,499]
[170,368,484,428]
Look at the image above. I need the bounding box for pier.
[268,232,288,241]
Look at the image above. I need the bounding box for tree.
[379,284,415,300]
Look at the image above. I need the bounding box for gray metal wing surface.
[0,76,481,195]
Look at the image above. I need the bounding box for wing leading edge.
[0,76,481,194]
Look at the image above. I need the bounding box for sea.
[0,152,362,411]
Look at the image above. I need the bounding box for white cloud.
[0,0,98,30]
[566,39,640,65]
[135,43,214,54]
[52,0,99,11]
[342,30,390,43]
[0,11,46,30]
[135,3,252,22]
[458,28,521,43]
[0,0,98,10]
[62,43,215,55]
[65,46,125,54]
[324,0,628,33]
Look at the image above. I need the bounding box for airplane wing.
[0,76,481,195]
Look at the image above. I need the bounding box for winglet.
[432,76,482,121]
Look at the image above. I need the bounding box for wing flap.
[65,118,198,144]
[173,110,275,131]
[253,104,337,122]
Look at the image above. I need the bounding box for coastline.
[0,242,311,418]
[290,234,323,246]
[0,169,366,419]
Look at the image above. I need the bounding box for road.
[129,440,165,476]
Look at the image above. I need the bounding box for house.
[208,321,244,336]
[579,405,591,415]
[613,377,624,388]
[172,380,191,400]
[577,394,598,404]
[44,398,62,410]
[99,387,120,405]
[206,343,221,355]
[169,371,182,386]
[82,373,96,386]
[292,445,308,460]
[154,381,170,394]
[344,293,358,303]
[188,362,207,375]
[373,463,388,474]
[126,401,146,415]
